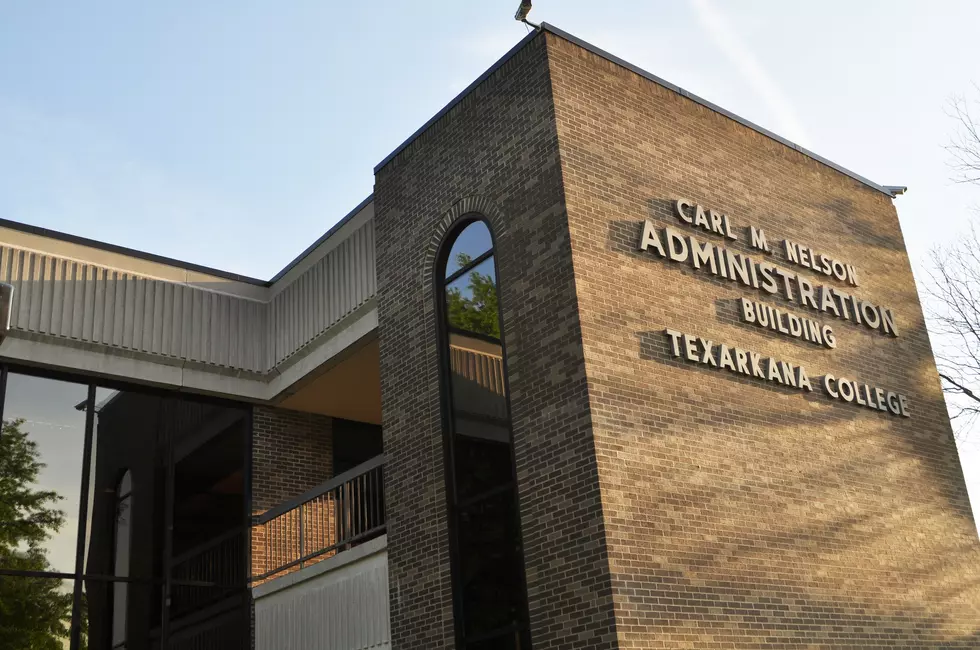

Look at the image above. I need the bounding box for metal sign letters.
[639,200,911,418]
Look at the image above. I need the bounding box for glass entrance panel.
[1,374,88,577]
[0,373,88,648]
[0,370,251,650]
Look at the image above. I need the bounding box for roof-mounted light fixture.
[515,1,539,28]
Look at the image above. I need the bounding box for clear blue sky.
[3,1,980,523]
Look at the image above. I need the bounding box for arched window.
[436,217,532,649]
[111,470,132,649]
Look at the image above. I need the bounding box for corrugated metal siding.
[0,245,270,372]
[0,217,377,374]
[269,219,376,367]
[254,547,390,650]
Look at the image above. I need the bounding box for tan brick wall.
[546,31,980,649]
[249,406,333,580]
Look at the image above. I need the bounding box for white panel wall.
[269,219,376,368]
[0,213,377,378]
[0,245,271,372]
[254,538,390,650]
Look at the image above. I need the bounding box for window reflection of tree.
[446,253,500,340]
[437,218,532,649]
[0,415,75,646]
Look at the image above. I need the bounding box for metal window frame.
[433,214,534,648]
[0,361,252,650]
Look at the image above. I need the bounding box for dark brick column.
[374,32,619,650]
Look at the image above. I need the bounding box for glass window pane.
[445,220,493,279]
[457,489,526,638]
[114,490,132,578]
[79,388,248,643]
[1,373,89,576]
[450,332,507,423]
[453,436,512,503]
[112,489,132,646]
[82,578,152,650]
[0,575,74,646]
[118,470,132,498]
[467,629,527,650]
[83,389,162,583]
[445,256,499,339]
[111,578,128,646]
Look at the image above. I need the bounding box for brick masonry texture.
[249,406,333,578]
[545,31,980,649]
[374,33,619,650]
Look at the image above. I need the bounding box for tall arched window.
[436,217,532,649]
[111,470,132,649]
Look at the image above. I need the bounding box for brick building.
[0,23,977,650]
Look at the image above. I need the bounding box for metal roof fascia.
[0,193,377,288]
[267,193,375,285]
[539,22,894,198]
[373,27,542,174]
[0,217,269,286]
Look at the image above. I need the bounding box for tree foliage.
[0,418,74,649]
[446,253,500,339]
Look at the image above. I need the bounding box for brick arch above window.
[420,196,509,295]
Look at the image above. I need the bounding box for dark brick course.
[375,32,619,650]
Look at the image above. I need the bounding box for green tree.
[0,418,74,649]
[447,253,500,338]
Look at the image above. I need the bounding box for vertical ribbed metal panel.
[254,548,390,650]
[0,216,376,374]
[0,244,270,373]
[270,219,377,366]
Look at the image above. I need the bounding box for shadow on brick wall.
[621,326,980,643]
[636,327,971,516]
[822,196,906,254]
[610,567,980,647]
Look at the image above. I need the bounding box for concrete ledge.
[252,534,387,600]
[266,300,378,400]
[0,304,378,403]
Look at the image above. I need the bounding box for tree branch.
[939,372,980,405]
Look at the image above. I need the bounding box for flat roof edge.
[373,27,542,174]
[0,217,268,286]
[539,23,893,198]
[268,193,374,285]
[0,193,376,288]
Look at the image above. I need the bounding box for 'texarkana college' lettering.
[665,329,911,417]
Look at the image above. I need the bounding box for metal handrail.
[172,526,245,566]
[254,454,385,524]
[170,526,246,615]
[252,454,386,581]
